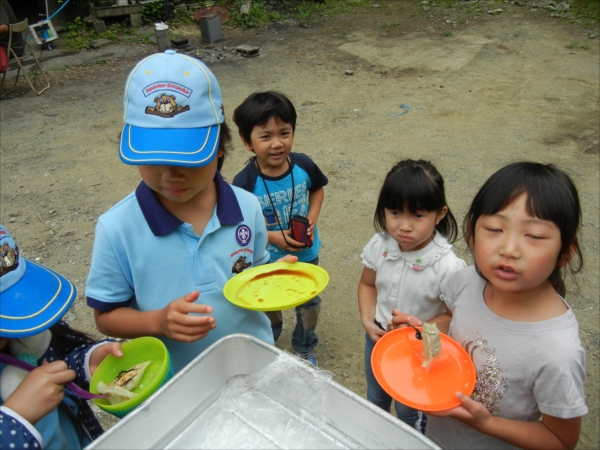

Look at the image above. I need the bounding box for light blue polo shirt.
[85,172,273,372]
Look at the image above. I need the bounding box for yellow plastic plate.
[223,262,329,311]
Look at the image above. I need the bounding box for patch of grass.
[441,31,453,36]
[137,34,153,45]
[49,65,72,73]
[222,0,368,29]
[571,0,600,22]
[171,7,195,26]
[380,21,400,29]
[61,17,95,51]
[566,40,591,49]
[99,31,118,41]
[107,20,134,35]
[81,60,107,67]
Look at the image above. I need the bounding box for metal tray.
[86,334,439,449]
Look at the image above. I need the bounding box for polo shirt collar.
[136,171,244,236]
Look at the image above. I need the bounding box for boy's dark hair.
[374,159,458,243]
[464,161,583,297]
[216,120,232,171]
[232,91,297,146]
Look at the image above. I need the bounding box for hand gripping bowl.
[90,337,175,418]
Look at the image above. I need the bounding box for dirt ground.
[1,1,598,447]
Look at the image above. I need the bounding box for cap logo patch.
[0,243,19,276]
[236,225,252,246]
[145,93,191,118]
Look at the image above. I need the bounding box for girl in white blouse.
[358,159,466,433]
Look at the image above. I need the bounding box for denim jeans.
[364,333,427,432]
[266,257,321,354]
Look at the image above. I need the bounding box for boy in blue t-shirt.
[85,52,292,372]
[232,91,328,365]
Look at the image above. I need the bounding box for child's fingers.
[391,309,423,326]
[179,302,214,315]
[37,361,75,384]
[39,360,69,373]
[52,368,76,385]
[172,312,215,328]
[109,342,124,358]
[89,342,124,376]
[181,291,200,303]
[167,322,216,342]
[276,255,298,263]
[36,362,75,385]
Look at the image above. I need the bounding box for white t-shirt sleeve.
[533,341,588,418]
[360,234,381,271]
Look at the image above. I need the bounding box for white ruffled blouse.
[361,231,467,325]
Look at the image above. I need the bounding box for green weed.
[61,17,94,51]
[571,0,600,22]
[222,0,367,29]
[566,40,591,49]
[142,0,173,24]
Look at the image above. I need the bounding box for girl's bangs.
[381,173,445,212]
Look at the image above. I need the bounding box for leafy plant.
[142,0,174,24]
[61,17,95,51]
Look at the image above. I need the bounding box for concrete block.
[93,20,107,34]
[130,13,143,28]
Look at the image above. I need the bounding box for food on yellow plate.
[96,360,152,405]
[421,323,441,367]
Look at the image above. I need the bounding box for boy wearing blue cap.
[0,225,122,449]
[86,50,289,372]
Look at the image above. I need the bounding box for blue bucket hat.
[0,225,76,338]
[120,49,225,167]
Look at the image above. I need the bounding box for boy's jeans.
[364,333,427,433]
[266,257,321,354]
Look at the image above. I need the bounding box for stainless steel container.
[86,334,438,449]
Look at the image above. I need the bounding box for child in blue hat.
[86,50,295,373]
[0,225,123,449]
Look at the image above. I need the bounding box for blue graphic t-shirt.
[232,153,328,262]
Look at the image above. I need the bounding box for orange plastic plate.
[372,327,476,412]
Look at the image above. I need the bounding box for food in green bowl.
[90,337,174,418]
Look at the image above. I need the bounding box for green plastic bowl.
[90,337,174,418]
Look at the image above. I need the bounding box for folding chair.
[0,18,50,97]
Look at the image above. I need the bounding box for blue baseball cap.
[120,49,225,167]
[0,225,76,338]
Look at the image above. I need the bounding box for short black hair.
[464,161,583,297]
[233,91,297,146]
[374,159,458,243]
[216,120,232,171]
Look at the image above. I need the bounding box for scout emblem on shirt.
[232,256,252,274]
[236,225,252,246]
